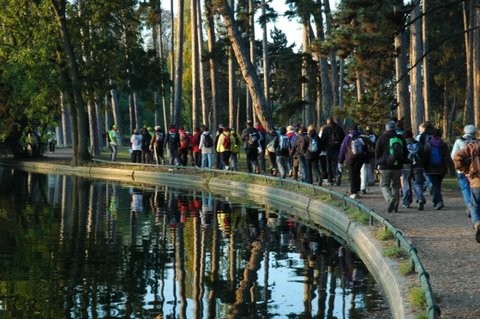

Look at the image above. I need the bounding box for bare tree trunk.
[217,0,274,131]
[422,0,431,121]
[409,3,424,133]
[50,0,90,165]
[462,0,474,123]
[60,92,72,147]
[248,0,255,122]
[191,0,199,129]
[323,0,338,108]
[170,0,175,124]
[173,0,185,127]
[110,87,123,143]
[301,22,311,124]
[196,0,207,128]
[394,0,410,125]
[87,98,100,156]
[261,0,270,109]
[473,0,480,127]
[229,48,236,128]
[205,0,219,129]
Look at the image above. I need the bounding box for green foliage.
[375,226,394,241]
[408,286,427,310]
[398,260,414,276]
[383,244,404,258]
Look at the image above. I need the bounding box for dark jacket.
[375,129,408,170]
[338,130,366,165]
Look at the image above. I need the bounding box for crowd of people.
[107,117,480,243]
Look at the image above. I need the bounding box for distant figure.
[108,125,121,161]
[320,118,345,186]
[47,130,56,153]
[150,126,165,165]
[130,129,143,163]
[141,127,152,163]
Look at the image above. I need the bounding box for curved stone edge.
[1,160,414,319]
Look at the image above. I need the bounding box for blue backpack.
[429,144,444,166]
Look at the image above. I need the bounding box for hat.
[464,124,476,135]
[154,126,160,130]
[385,120,396,131]
[112,124,117,129]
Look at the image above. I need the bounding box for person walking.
[401,129,426,210]
[360,126,377,193]
[108,124,121,161]
[164,125,180,165]
[216,127,233,170]
[453,139,480,243]
[274,127,290,178]
[338,125,366,199]
[199,125,214,169]
[241,120,260,173]
[150,126,165,165]
[130,129,143,163]
[451,124,477,216]
[375,120,408,212]
[320,118,345,186]
[423,128,452,210]
[229,128,241,171]
[305,125,322,185]
[141,127,152,163]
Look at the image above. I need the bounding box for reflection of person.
[130,187,144,213]
[108,125,121,161]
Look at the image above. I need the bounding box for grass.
[398,260,414,276]
[408,286,427,309]
[383,244,405,258]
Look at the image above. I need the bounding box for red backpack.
[223,133,231,150]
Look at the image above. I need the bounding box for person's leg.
[360,163,368,193]
[380,169,394,211]
[276,156,287,178]
[412,168,426,209]
[401,169,412,207]
[470,187,480,242]
[457,173,472,209]
[428,174,442,208]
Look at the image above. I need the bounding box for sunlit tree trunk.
[110,87,123,143]
[170,0,175,123]
[191,0,199,129]
[409,3,424,132]
[206,0,219,129]
[394,0,410,126]
[323,0,338,108]
[196,0,207,128]
[173,0,185,127]
[473,0,480,127]
[261,0,270,109]
[422,0,430,121]
[216,0,274,131]
[462,0,474,123]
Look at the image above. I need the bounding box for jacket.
[338,130,366,165]
[423,137,449,175]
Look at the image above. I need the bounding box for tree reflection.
[0,170,388,318]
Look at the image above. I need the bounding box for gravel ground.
[335,183,480,319]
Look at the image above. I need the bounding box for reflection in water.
[0,169,389,318]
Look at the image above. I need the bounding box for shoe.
[349,193,358,199]
[402,204,410,208]
[475,222,480,243]
[435,202,444,210]
[361,189,367,194]
[418,201,424,211]
[387,200,395,213]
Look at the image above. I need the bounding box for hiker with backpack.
[265,128,278,176]
[338,125,366,199]
[453,136,480,243]
[451,124,477,216]
[291,126,309,182]
[199,125,214,168]
[305,124,322,185]
[164,124,180,166]
[229,128,241,171]
[360,126,377,193]
[401,129,426,210]
[274,127,290,178]
[241,120,261,174]
[150,126,165,165]
[375,120,409,213]
[423,128,453,210]
[320,117,345,186]
[178,127,191,166]
[216,127,233,170]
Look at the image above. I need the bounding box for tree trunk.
[173,0,185,127]
[87,97,100,156]
[462,0,474,123]
[409,4,424,133]
[196,0,208,128]
[217,0,274,131]
[473,0,480,127]
[422,0,431,122]
[261,0,270,109]
[50,0,90,165]
[191,0,199,129]
[323,0,338,108]
[205,0,219,129]
[110,87,123,144]
[394,0,410,125]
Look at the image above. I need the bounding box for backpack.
[203,133,213,147]
[429,144,444,167]
[308,136,319,153]
[329,127,341,146]
[350,136,364,156]
[155,131,165,147]
[407,141,420,166]
[279,135,290,151]
[179,132,190,149]
[387,136,404,165]
[247,131,259,147]
[222,133,231,150]
[168,132,178,146]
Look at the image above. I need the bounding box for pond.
[0,168,390,318]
